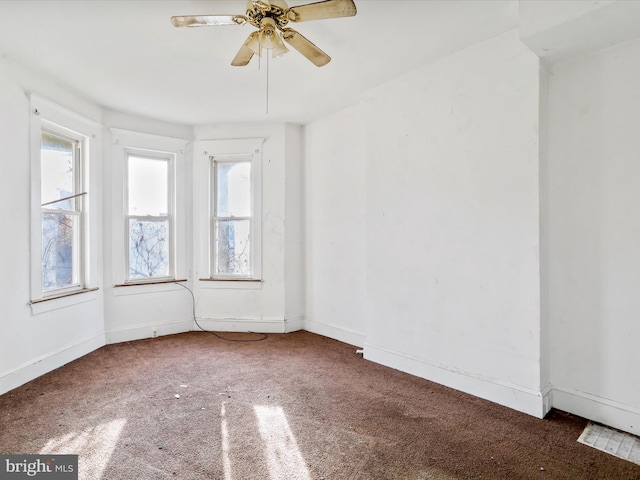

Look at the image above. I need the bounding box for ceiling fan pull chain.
[266,52,270,114]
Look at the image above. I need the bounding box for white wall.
[304,30,547,417]
[284,123,305,325]
[546,36,640,435]
[0,57,105,395]
[304,105,368,347]
[365,30,543,415]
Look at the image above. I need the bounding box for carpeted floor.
[1,331,639,479]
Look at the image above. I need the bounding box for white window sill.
[199,278,263,290]
[112,279,187,296]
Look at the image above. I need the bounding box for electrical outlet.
[152,328,158,338]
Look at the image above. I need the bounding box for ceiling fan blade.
[231,33,257,66]
[171,15,245,27]
[282,29,331,67]
[286,0,356,22]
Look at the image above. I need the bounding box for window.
[194,138,262,285]
[40,128,85,293]
[125,151,174,282]
[110,128,187,289]
[211,155,253,278]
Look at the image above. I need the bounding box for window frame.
[124,148,176,284]
[40,126,86,295]
[210,154,255,280]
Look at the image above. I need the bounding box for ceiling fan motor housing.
[245,0,291,29]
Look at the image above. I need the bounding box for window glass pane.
[215,219,250,276]
[128,156,168,216]
[42,212,78,290]
[216,162,251,217]
[41,132,75,209]
[129,219,169,279]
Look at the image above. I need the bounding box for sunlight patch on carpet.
[39,418,127,479]
[220,403,232,480]
[254,405,310,480]
[578,422,640,466]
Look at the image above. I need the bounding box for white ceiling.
[0,0,518,125]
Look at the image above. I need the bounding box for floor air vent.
[578,422,640,466]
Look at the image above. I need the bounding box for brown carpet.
[1,331,639,479]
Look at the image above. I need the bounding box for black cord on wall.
[174,282,268,343]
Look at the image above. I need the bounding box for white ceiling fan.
[171,0,357,67]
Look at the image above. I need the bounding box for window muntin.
[212,156,254,278]
[125,152,174,281]
[40,129,84,293]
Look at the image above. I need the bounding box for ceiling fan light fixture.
[270,38,289,57]
[242,17,288,58]
[245,31,262,56]
[259,31,288,57]
[258,18,279,47]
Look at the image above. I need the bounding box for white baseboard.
[303,320,366,348]
[194,317,303,334]
[105,319,192,344]
[0,333,105,396]
[284,316,305,333]
[364,342,548,418]
[552,386,640,436]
